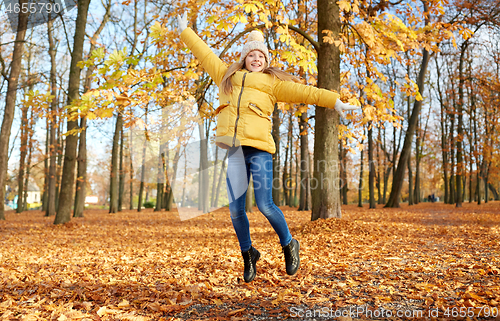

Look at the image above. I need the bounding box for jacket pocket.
[215,101,230,115]
[248,103,268,118]
[215,102,231,136]
[243,102,271,142]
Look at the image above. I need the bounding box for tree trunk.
[129,129,134,210]
[385,1,430,208]
[55,125,64,212]
[358,139,365,207]
[165,148,180,211]
[484,169,489,203]
[468,158,472,203]
[382,166,391,205]
[23,124,34,211]
[19,64,35,211]
[214,151,228,208]
[449,173,455,204]
[477,169,481,205]
[447,56,457,205]
[42,117,49,212]
[381,130,391,204]
[414,120,421,204]
[54,0,91,224]
[73,116,87,217]
[468,83,475,203]
[198,125,209,213]
[435,55,449,205]
[155,147,164,212]
[376,128,382,204]
[46,18,58,217]
[443,137,449,204]
[272,104,281,206]
[407,153,413,205]
[0,1,29,220]
[283,113,292,206]
[368,125,376,208]
[211,146,219,207]
[118,125,125,211]
[23,109,36,211]
[488,183,499,200]
[17,103,29,213]
[181,158,187,208]
[73,101,88,219]
[109,113,122,213]
[385,51,430,207]
[448,109,455,205]
[312,0,342,220]
[455,42,469,208]
[340,137,348,205]
[406,90,414,206]
[74,3,110,217]
[162,148,170,210]
[298,110,310,211]
[137,134,147,212]
[385,43,430,207]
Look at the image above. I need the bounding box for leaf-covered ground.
[1,202,499,320]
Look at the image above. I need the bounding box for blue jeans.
[226,146,293,252]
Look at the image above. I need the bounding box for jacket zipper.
[232,72,247,147]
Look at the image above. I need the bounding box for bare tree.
[385,1,430,208]
[0,1,29,220]
[74,1,111,217]
[54,0,92,224]
[311,0,343,220]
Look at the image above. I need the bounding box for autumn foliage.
[1,203,499,320]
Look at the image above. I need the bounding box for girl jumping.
[176,13,358,282]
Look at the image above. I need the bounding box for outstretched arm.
[176,12,188,34]
[273,80,360,119]
[334,99,360,119]
[176,13,227,87]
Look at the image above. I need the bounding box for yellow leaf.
[85,111,96,120]
[118,299,130,308]
[338,0,351,12]
[97,306,107,317]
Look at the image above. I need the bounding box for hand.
[334,99,360,119]
[177,12,188,35]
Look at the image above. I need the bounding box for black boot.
[242,246,260,282]
[282,239,300,275]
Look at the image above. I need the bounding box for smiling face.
[244,50,267,72]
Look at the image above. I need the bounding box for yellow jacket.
[180,28,340,154]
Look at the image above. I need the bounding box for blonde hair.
[221,61,300,95]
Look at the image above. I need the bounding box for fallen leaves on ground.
[1,202,499,320]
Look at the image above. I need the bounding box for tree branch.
[219,23,319,57]
[0,53,8,79]
[287,25,319,52]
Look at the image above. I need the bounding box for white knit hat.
[239,30,270,64]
